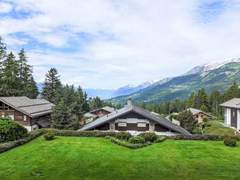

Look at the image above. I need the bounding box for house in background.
[83,106,115,124]
[187,108,213,123]
[0,96,55,131]
[220,98,240,130]
[81,100,191,136]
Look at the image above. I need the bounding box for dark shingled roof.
[81,104,191,136]
[0,96,55,118]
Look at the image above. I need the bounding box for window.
[23,115,27,121]
[137,123,147,128]
[118,122,127,127]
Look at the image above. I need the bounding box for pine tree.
[209,91,222,115]
[17,49,38,98]
[0,37,7,87]
[51,99,79,129]
[177,110,197,133]
[224,81,240,100]
[0,52,21,96]
[42,68,62,104]
[89,96,103,110]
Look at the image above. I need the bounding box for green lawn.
[1,137,240,180]
[203,120,236,136]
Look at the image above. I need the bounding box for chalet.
[81,100,191,136]
[0,96,55,131]
[220,98,240,131]
[83,106,115,124]
[187,108,212,123]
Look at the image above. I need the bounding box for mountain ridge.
[110,60,240,104]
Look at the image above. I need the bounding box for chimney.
[127,98,132,106]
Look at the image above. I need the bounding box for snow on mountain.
[186,58,240,75]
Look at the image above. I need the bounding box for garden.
[1,119,240,179]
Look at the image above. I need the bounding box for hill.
[111,59,240,104]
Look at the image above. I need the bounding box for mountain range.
[85,81,154,99]
[37,58,240,104]
[110,58,240,104]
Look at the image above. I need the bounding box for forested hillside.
[111,61,240,104]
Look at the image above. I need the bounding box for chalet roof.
[187,108,212,117]
[0,96,55,118]
[90,106,115,114]
[220,98,240,109]
[81,104,191,136]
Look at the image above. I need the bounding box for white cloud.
[1,0,240,88]
[0,2,13,13]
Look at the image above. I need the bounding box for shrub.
[0,119,28,143]
[224,136,237,147]
[115,132,131,140]
[0,130,43,153]
[44,132,55,141]
[129,136,145,144]
[138,132,158,142]
[155,136,167,143]
[177,110,197,133]
[109,137,150,149]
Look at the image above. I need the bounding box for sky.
[0,0,240,89]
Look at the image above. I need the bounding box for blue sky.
[0,0,240,89]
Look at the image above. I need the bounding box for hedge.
[0,130,43,153]
[0,119,28,143]
[108,137,151,149]
[42,129,125,138]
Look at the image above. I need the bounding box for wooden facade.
[0,98,52,131]
[93,111,176,133]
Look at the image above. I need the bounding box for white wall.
[224,108,231,126]
[237,110,240,131]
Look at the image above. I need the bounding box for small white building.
[220,98,240,131]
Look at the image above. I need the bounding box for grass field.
[1,137,240,180]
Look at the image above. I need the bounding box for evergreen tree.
[17,49,38,98]
[224,81,240,100]
[42,68,62,104]
[0,37,7,88]
[177,110,197,133]
[0,52,21,96]
[209,90,222,115]
[51,99,79,129]
[89,96,103,110]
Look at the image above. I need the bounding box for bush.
[0,130,43,153]
[168,134,226,141]
[129,136,145,144]
[0,119,28,143]
[115,132,132,140]
[138,132,158,142]
[155,136,167,143]
[224,136,237,147]
[108,137,150,149]
[44,132,55,141]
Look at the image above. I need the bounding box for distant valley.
[110,58,240,104]
[37,58,240,104]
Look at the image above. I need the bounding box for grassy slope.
[1,137,240,180]
[203,120,236,136]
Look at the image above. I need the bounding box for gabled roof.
[81,104,191,135]
[90,106,115,114]
[220,98,240,109]
[187,108,212,117]
[0,96,55,118]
